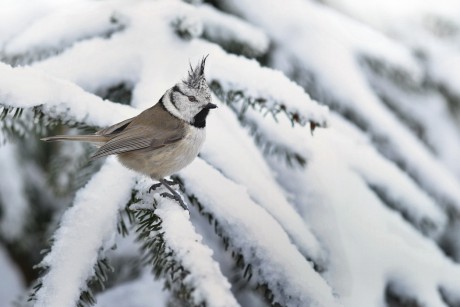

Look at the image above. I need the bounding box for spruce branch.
[209,81,309,168]
[128,178,239,307]
[211,80,314,126]
[169,3,269,58]
[0,104,98,144]
[0,12,127,67]
[186,192,254,283]
[197,4,269,58]
[28,254,114,307]
[369,184,441,238]
[177,159,338,307]
[182,183,300,307]
[28,159,135,307]
[209,80,327,133]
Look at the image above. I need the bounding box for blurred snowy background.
[1,0,460,306]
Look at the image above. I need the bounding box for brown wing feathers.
[42,102,187,160]
[90,127,160,160]
[91,103,187,159]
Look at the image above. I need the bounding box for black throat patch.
[192,108,210,128]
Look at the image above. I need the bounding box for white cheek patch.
[162,90,198,123]
[181,104,199,122]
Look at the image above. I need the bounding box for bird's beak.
[205,103,218,109]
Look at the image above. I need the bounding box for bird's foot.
[149,182,163,193]
[160,192,188,210]
[149,179,178,193]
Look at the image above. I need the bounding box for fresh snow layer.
[179,158,340,307]
[35,158,136,307]
[0,0,81,48]
[0,62,139,128]
[321,0,460,177]
[222,0,460,214]
[209,52,329,127]
[134,178,240,307]
[362,63,460,176]
[274,127,460,307]
[233,93,447,240]
[24,0,327,127]
[2,0,460,306]
[95,272,168,307]
[328,115,447,238]
[201,99,326,267]
[196,4,269,57]
[3,1,127,58]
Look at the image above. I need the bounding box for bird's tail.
[41,134,107,144]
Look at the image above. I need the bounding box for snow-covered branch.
[202,103,326,268]
[0,62,138,130]
[209,53,329,127]
[1,1,460,306]
[132,178,240,307]
[179,158,340,307]
[34,158,135,307]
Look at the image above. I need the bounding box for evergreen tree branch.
[177,158,339,307]
[0,10,127,67]
[31,159,135,307]
[208,50,329,129]
[129,178,240,307]
[218,98,309,168]
[0,62,139,135]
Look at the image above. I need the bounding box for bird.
[42,56,217,209]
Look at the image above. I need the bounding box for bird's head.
[163,56,217,128]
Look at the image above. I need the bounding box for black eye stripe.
[169,90,179,109]
[172,85,186,96]
[173,85,198,103]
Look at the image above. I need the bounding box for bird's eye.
[188,96,197,102]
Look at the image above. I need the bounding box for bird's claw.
[149,179,178,193]
[160,192,188,210]
[149,182,163,193]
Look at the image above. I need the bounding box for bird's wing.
[95,116,136,136]
[90,105,187,160]
[91,126,185,160]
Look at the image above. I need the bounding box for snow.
[179,158,340,307]
[201,99,326,267]
[223,0,460,214]
[0,245,24,305]
[234,82,456,306]
[321,0,460,176]
[0,62,139,128]
[16,0,327,127]
[2,1,127,65]
[1,0,460,306]
[270,126,460,306]
[0,0,79,48]
[134,178,240,307]
[328,115,447,238]
[209,52,329,126]
[220,0,422,79]
[35,158,136,307]
[322,0,460,40]
[0,143,29,239]
[362,63,460,176]
[196,4,269,57]
[247,106,447,238]
[95,273,167,307]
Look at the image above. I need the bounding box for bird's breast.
[117,126,206,180]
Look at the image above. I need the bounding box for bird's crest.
[183,55,208,89]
